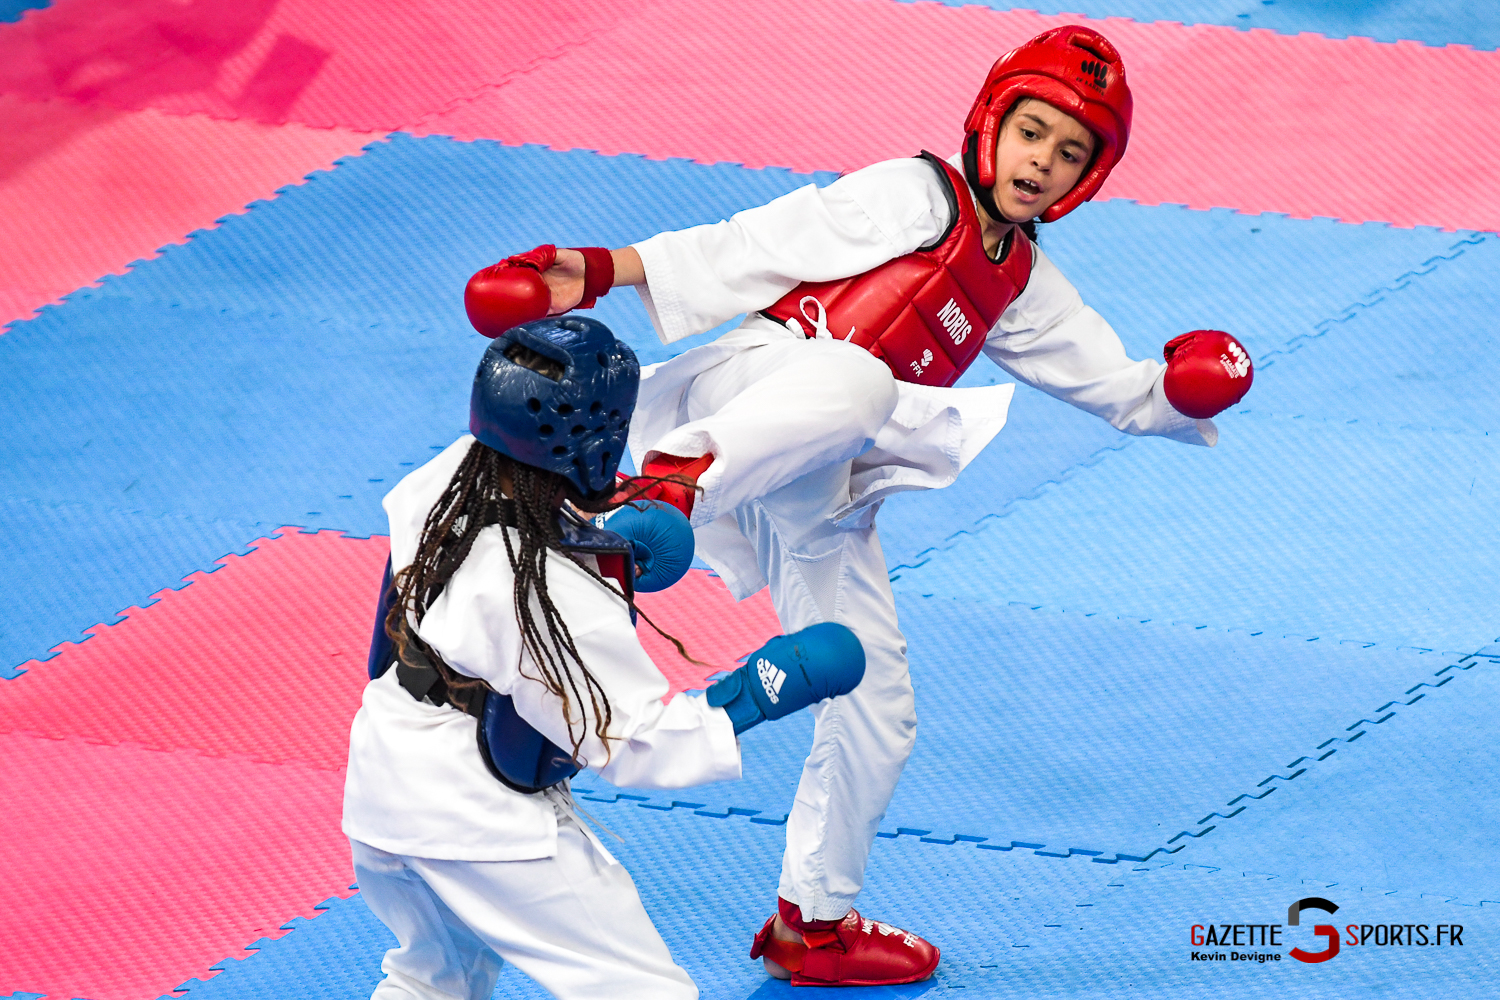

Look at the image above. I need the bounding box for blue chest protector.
[367,504,635,795]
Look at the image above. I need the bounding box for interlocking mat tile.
[6,0,1497,236]
[2,528,385,767]
[897,0,1500,49]
[892,412,1498,654]
[418,0,1500,231]
[0,94,375,327]
[890,228,1500,653]
[0,0,635,130]
[0,497,266,679]
[1178,656,1500,905]
[0,733,352,1000]
[173,790,1134,999]
[578,595,1480,861]
[1043,860,1500,999]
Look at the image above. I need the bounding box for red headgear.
[963,25,1133,224]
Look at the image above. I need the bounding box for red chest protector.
[762,152,1032,387]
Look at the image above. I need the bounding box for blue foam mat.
[0,0,46,23]
[174,794,1133,999]
[0,496,270,676]
[2,136,1470,676]
[579,595,1487,862]
[1252,233,1500,435]
[1175,654,1500,904]
[891,411,1500,655]
[887,227,1500,653]
[899,0,1500,50]
[57,135,835,368]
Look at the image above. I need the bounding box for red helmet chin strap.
[963,25,1133,224]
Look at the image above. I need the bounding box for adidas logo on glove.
[757,657,787,704]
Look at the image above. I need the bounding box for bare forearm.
[611,246,645,286]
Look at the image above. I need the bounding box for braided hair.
[384,440,700,762]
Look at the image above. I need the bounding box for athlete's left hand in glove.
[705,623,866,734]
[1162,329,1253,418]
[464,244,616,338]
[600,499,695,593]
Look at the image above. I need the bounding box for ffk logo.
[1079,59,1108,90]
[909,348,935,379]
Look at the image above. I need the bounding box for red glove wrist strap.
[574,246,615,309]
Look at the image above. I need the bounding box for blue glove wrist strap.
[706,669,764,735]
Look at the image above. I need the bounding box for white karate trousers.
[679,336,916,923]
[350,823,697,1000]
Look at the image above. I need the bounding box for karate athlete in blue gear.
[342,315,866,1000]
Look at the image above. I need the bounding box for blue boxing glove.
[706,623,866,735]
[603,499,695,593]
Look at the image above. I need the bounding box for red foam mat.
[636,570,783,694]
[0,528,777,998]
[0,94,375,329]
[4,0,1496,233]
[0,732,351,1000]
[3,528,389,771]
[0,0,632,131]
[423,0,1499,232]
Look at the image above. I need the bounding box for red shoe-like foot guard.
[749,900,940,987]
[615,453,713,518]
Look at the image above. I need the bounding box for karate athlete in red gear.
[464,25,1253,988]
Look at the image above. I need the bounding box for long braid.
[499,462,618,759]
[385,443,701,762]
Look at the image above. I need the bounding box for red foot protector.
[0,732,351,1000]
[750,898,940,987]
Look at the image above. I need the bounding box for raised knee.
[835,345,899,428]
[810,340,900,425]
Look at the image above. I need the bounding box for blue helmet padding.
[470,316,640,499]
[605,500,695,593]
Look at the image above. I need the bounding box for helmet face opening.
[470,316,640,500]
[962,25,1133,224]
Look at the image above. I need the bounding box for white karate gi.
[343,436,742,1000]
[627,154,1218,922]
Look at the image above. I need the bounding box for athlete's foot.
[762,915,800,980]
[751,902,940,987]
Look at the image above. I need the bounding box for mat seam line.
[887,231,1494,581]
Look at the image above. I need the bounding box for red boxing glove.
[1162,329,1253,419]
[464,245,615,339]
[464,244,556,339]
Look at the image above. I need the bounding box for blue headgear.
[470,316,640,500]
